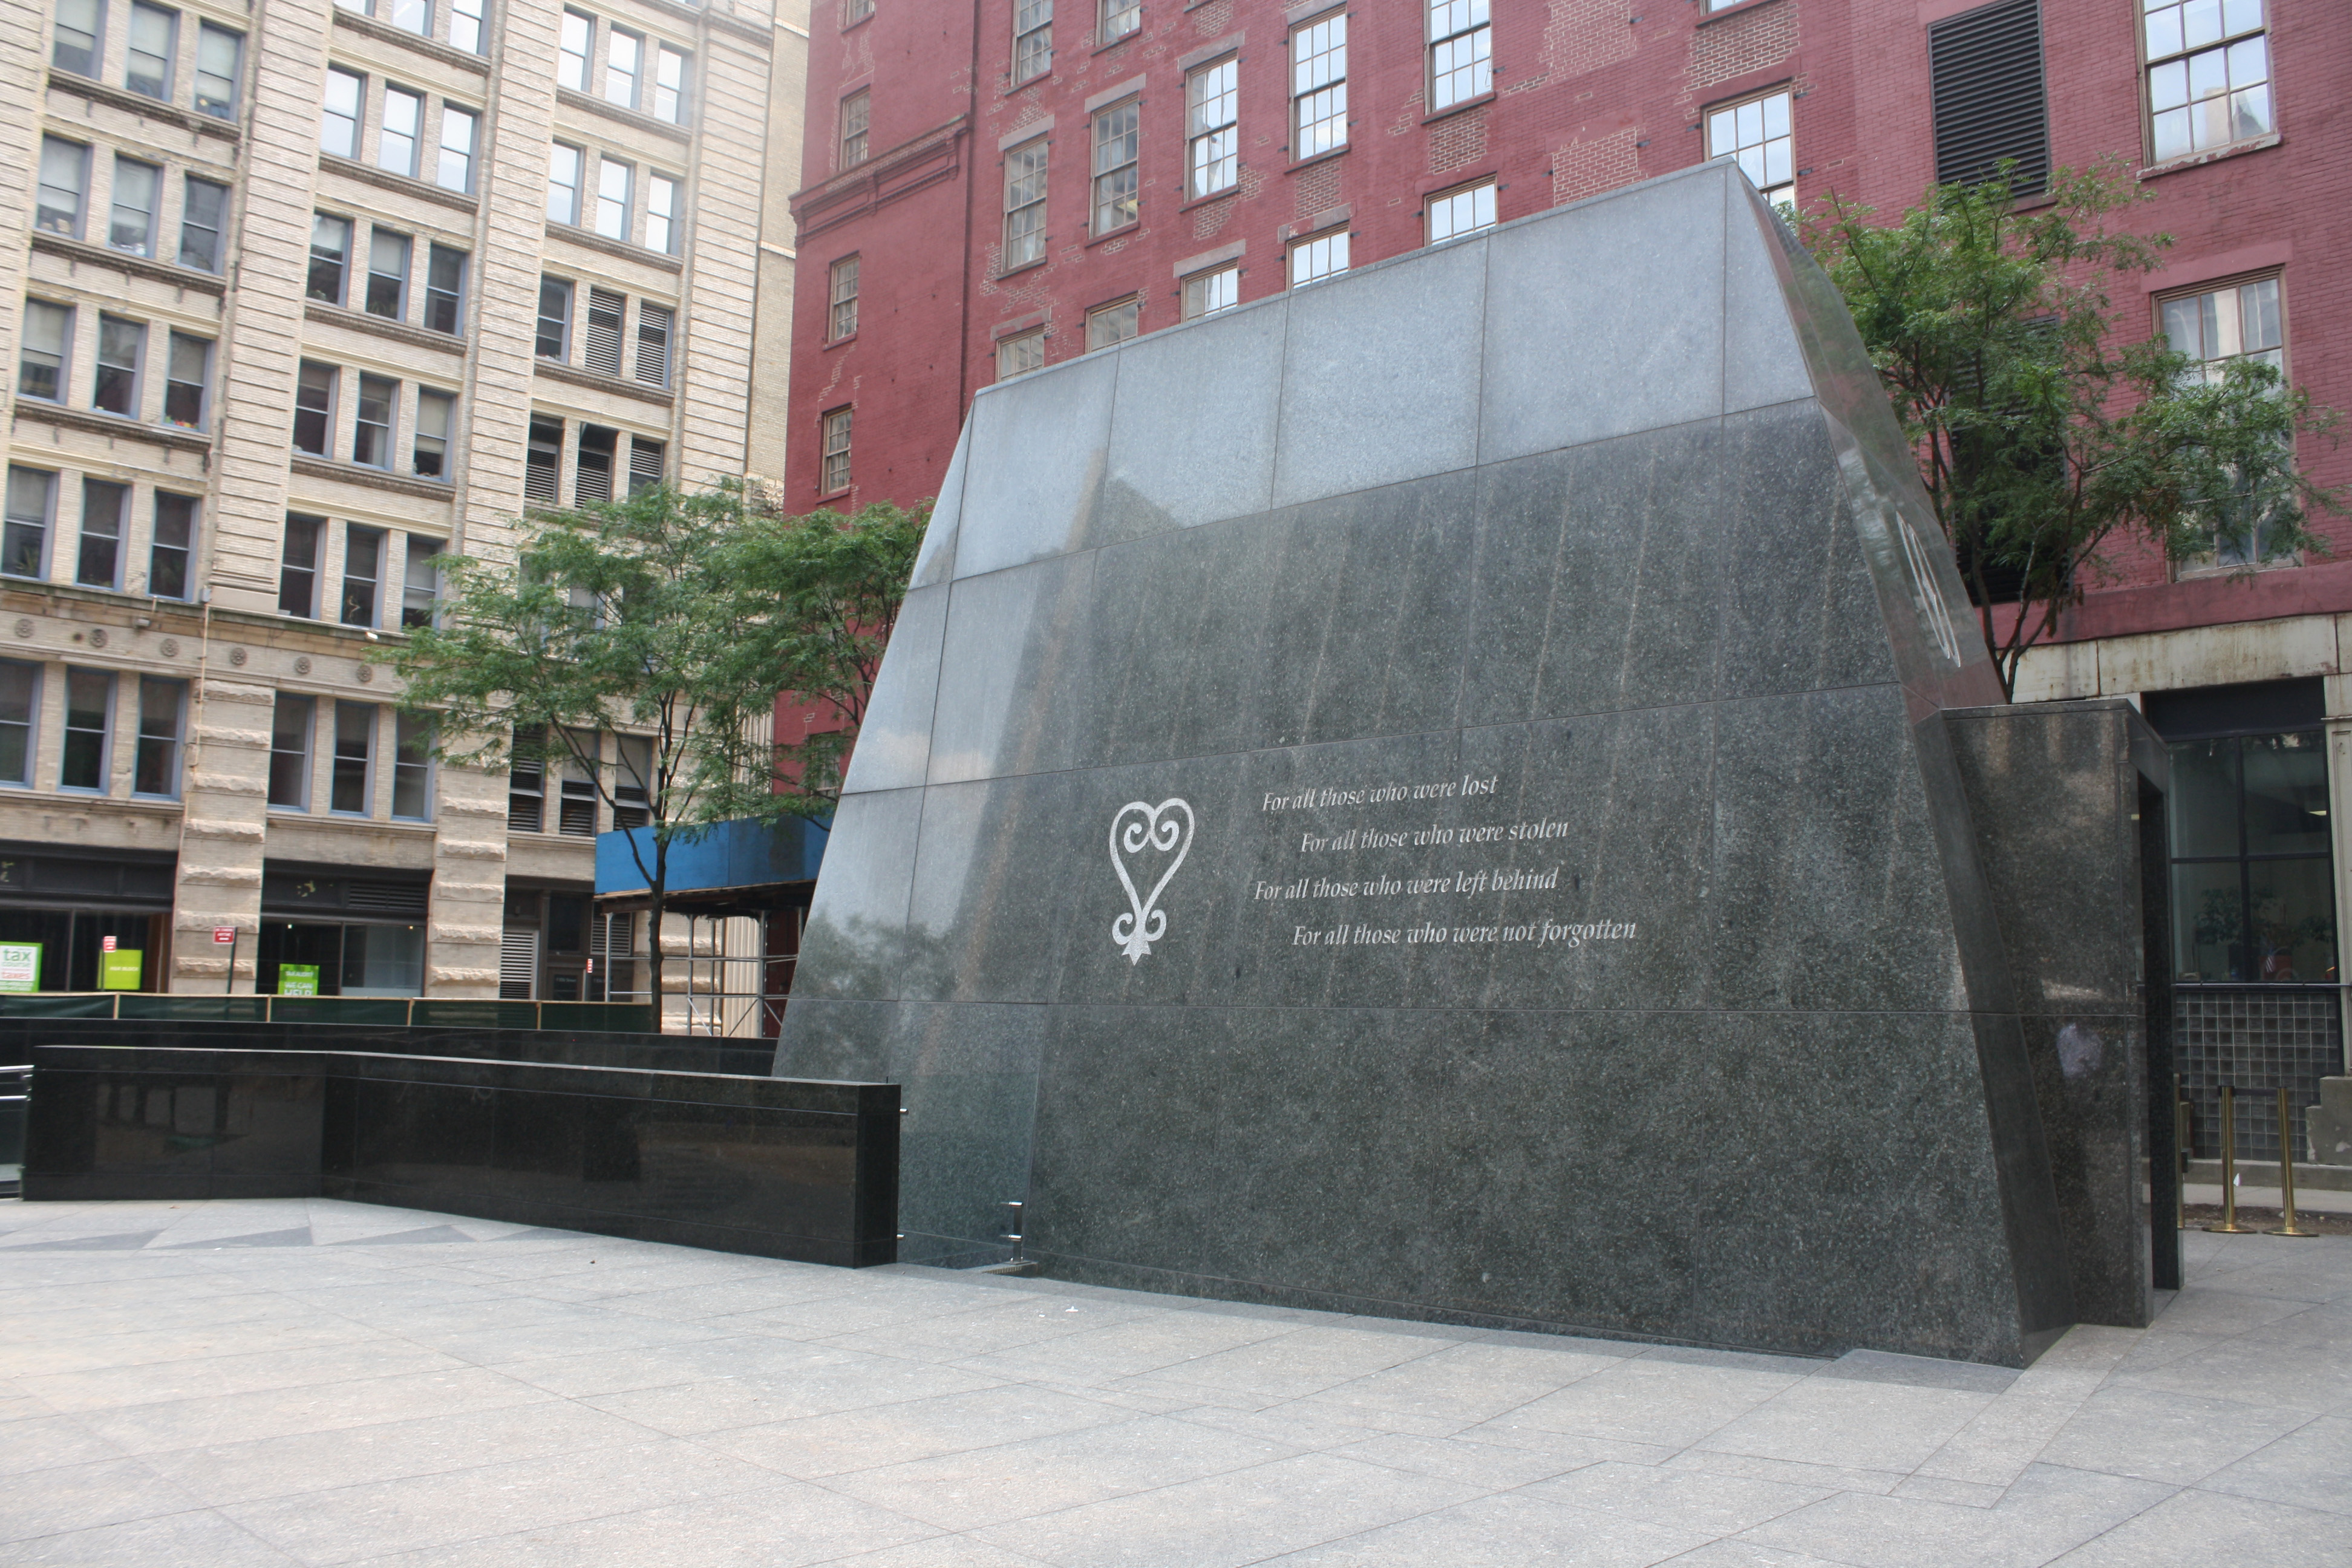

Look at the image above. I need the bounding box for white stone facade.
[0,0,785,1004]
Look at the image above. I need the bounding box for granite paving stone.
[0,1200,2347,1566]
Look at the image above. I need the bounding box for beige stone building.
[0,0,795,1009]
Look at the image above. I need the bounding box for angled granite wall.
[779,162,2162,1364]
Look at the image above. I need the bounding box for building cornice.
[555,86,692,145]
[28,233,228,296]
[533,360,679,408]
[303,300,466,353]
[290,456,460,500]
[45,68,240,143]
[328,8,493,74]
[318,155,482,214]
[788,116,968,238]
[11,404,214,459]
[544,223,685,273]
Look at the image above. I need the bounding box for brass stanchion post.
[2207,1085,2255,1233]
[2269,1086,2317,1238]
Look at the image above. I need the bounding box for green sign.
[278,964,321,996]
[99,949,143,990]
[0,942,38,993]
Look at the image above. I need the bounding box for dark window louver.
[347,880,430,914]
[1929,0,2049,196]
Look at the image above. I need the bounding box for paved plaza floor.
[1,1197,2348,1567]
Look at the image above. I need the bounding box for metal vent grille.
[347,880,429,913]
[498,928,537,999]
[1930,0,2048,194]
[584,288,626,377]
[628,438,665,496]
[635,304,672,386]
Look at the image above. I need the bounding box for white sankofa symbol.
[1109,798,1195,963]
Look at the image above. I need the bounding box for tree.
[1804,162,2347,700]
[383,482,925,1009]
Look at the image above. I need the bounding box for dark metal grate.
[1929,0,2048,195]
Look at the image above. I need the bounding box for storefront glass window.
[2170,729,2336,982]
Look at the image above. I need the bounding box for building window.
[293,362,336,456]
[559,740,598,835]
[843,0,872,24]
[163,332,209,428]
[537,277,573,360]
[1004,139,1047,269]
[321,67,364,158]
[613,733,651,829]
[450,0,483,54]
[414,389,454,478]
[343,524,384,625]
[547,143,584,224]
[558,11,592,90]
[829,255,860,340]
[645,172,679,253]
[109,157,160,255]
[1709,90,1793,211]
[37,138,89,238]
[1929,0,2048,194]
[594,158,630,241]
[367,229,409,318]
[269,693,313,808]
[1186,59,1238,200]
[1086,295,1138,351]
[583,287,626,375]
[403,535,442,626]
[2164,275,2286,566]
[392,712,433,820]
[309,214,351,304]
[576,424,617,503]
[194,22,240,116]
[19,301,71,402]
[125,1,174,99]
[820,406,852,493]
[178,176,226,271]
[2171,728,2332,982]
[1182,263,1238,319]
[2145,0,2270,162]
[332,702,374,814]
[629,436,664,494]
[1426,179,1495,244]
[1092,99,1139,233]
[1289,227,1349,286]
[526,415,563,503]
[508,727,544,829]
[4,469,54,580]
[352,377,394,469]
[1100,0,1137,44]
[997,327,1045,379]
[151,493,195,599]
[93,315,143,417]
[426,244,466,333]
[379,85,422,175]
[279,514,322,616]
[61,668,111,791]
[1293,11,1347,159]
[132,676,184,797]
[655,46,688,123]
[840,88,869,168]
[79,479,125,587]
[605,26,641,107]
[384,0,428,36]
[438,105,477,192]
[636,302,673,386]
[1013,0,1051,83]
[0,663,36,786]
[53,0,102,74]
[1428,0,1491,114]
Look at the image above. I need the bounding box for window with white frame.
[1093,99,1138,232]
[379,85,422,175]
[829,255,860,340]
[604,25,641,106]
[594,156,631,239]
[1182,263,1238,319]
[840,88,869,168]
[1427,0,1490,113]
[1293,10,1346,158]
[1004,138,1047,268]
[1288,227,1348,286]
[821,406,852,493]
[558,10,592,90]
[2163,274,2287,567]
[998,327,1045,379]
[1013,0,1051,82]
[1425,178,1495,244]
[437,105,477,191]
[1100,0,1137,44]
[655,45,688,122]
[645,171,679,253]
[321,67,363,157]
[1708,88,1793,211]
[1186,59,1238,199]
[547,143,584,224]
[2145,0,2270,163]
[843,0,873,24]
[1086,295,1138,350]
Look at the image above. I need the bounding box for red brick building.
[779,0,2352,1154]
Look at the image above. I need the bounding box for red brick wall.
[780,0,2352,644]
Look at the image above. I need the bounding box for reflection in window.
[2171,729,2335,982]
[2145,0,2269,162]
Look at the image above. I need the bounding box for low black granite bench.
[22,1044,898,1268]
[0,1017,779,1077]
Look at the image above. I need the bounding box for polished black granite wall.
[779,163,2163,1362]
[0,1018,777,1078]
[25,1045,897,1267]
